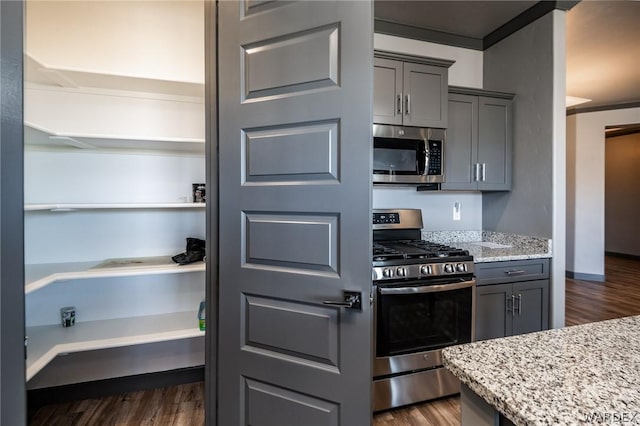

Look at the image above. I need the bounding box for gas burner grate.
[372,240,470,261]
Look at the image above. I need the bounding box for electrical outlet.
[453,202,461,221]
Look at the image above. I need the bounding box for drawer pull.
[505,270,525,276]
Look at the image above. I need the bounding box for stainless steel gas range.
[371,209,476,412]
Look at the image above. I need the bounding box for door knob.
[323,291,362,310]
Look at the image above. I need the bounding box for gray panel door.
[442,93,477,190]
[0,0,27,424]
[512,280,549,335]
[373,57,403,125]
[476,284,512,341]
[403,62,447,128]
[477,96,512,191]
[217,1,373,425]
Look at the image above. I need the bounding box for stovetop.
[372,239,474,282]
[372,240,474,282]
[373,240,471,262]
[371,209,475,282]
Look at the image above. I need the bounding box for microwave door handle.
[422,140,430,176]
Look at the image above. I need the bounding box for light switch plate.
[453,201,461,221]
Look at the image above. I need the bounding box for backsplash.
[372,188,482,231]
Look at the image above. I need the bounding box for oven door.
[374,277,475,374]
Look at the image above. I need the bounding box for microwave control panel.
[427,140,442,175]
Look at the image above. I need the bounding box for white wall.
[374,34,483,88]
[373,189,482,231]
[24,149,206,264]
[26,1,204,84]
[373,33,484,229]
[566,107,640,276]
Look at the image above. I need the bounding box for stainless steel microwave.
[373,124,445,184]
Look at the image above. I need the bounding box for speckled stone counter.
[442,316,640,426]
[421,230,552,262]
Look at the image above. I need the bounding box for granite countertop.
[442,316,640,426]
[421,230,552,262]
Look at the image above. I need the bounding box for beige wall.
[566,107,640,277]
[605,132,640,256]
[26,1,204,83]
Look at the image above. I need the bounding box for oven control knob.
[383,268,393,278]
[396,267,407,277]
[444,264,454,273]
[420,265,432,275]
[456,263,467,272]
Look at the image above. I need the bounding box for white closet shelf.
[26,310,204,381]
[25,203,205,212]
[24,122,205,154]
[25,256,205,294]
[25,53,204,99]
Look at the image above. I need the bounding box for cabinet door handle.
[505,270,526,276]
[473,163,480,182]
[506,294,515,317]
[517,294,522,316]
[481,163,486,182]
[405,93,411,115]
[397,93,403,115]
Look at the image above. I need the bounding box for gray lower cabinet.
[475,259,550,341]
[442,87,514,191]
[374,51,453,128]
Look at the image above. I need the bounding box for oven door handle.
[378,279,475,295]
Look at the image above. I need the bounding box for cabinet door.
[475,284,513,341]
[402,62,447,128]
[512,280,549,336]
[441,93,478,190]
[373,57,403,125]
[477,96,512,190]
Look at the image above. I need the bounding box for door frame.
[0,0,27,424]
[204,1,218,425]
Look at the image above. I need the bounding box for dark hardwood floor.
[29,382,204,426]
[565,255,640,326]
[29,255,640,426]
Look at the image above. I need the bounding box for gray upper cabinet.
[475,259,550,342]
[373,58,403,126]
[374,51,453,128]
[442,87,514,191]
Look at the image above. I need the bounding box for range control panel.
[372,212,400,225]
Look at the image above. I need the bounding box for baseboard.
[565,271,605,282]
[27,365,204,417]
[605,251,640,260]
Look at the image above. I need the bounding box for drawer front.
[372,367,460,412]
[476,259,549,285]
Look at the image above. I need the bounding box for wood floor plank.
[29,255,640,426]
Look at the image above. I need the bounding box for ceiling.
[375,0,640,110]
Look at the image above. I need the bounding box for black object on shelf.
[172,238,205,265]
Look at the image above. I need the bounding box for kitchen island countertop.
[442,315,640,425]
